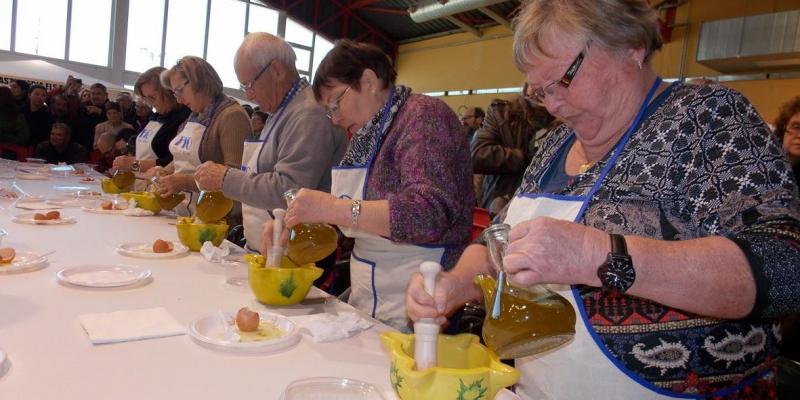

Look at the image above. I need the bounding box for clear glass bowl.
[281,377,385,400]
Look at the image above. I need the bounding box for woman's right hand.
[156,173,185,197]
[259,219,289,256]
[405,271,464,326]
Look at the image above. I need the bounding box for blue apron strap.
[573,77,662,223]
[254,80,305,174]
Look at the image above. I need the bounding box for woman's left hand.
[284,189,336,227]
[194,161,226,191]
[503,217,606,287]
[112,155,134,170]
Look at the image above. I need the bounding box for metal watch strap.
[351,200,362,228]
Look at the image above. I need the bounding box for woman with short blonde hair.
[160,56,223,100]
[152,56,250,223]
[407,0,800,398]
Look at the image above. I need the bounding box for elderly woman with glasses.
[152,56,250,213]
[774,96,800,184]
[406,1,800,398]
[260,39,474,331]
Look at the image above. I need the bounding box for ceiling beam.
[260,0,397,55]
[361,7,408,16]
[287,0,305,11]
[445,15,481,38]
[349,0,382,10]
[478,7,511,31]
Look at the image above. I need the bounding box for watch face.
[599,255,635,292]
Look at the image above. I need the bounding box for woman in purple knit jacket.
[261,40,473,331]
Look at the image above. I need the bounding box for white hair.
[235,32,297,73]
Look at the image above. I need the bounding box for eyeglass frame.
[530,42,590,103]
[325,86,351,120]
[172,80,190,98]
[786,122,800,136]
[240,60,274,92]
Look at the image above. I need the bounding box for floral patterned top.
[361,92,474,269]
[507,82,800,398]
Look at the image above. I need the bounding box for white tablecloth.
[0,166,395,399]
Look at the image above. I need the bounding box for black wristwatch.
[597,234,635,293]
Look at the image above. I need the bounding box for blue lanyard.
[571,77,663,222]
[364,87,396,167]
[260,79,304,144]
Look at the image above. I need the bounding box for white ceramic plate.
[47,197,88,207]
[81,205,125,214]
[15,173,48,180]
[117,241,189,259]
[0,252,49,274]
[53,184,91,192]
[12,213,76,225]
[56,265,151,288]
[189,311,300,354]
[280,377,385,400]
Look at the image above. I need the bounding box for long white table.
[0,165,395,399]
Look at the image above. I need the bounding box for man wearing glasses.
[460,106,485,140]
[194,32,347,251]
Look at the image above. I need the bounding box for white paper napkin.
[200,241,231,262]
[78,307,186,345]
[289,312,373,343]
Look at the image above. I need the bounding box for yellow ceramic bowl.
[120,191,162,214]
[101,177,130,194]
[381,332,519,400]
[248,255,323,306]
[175,217,228,251]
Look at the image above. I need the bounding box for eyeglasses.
[240,60,274,92]
[325,86,351,120]
[172,80,190,97]
[530,42,589,103]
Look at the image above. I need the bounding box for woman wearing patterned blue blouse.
[407,1,800,399]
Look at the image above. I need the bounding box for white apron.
[241,81,304,251]
[505,79,680,400]
[169,121,205,174]
[135,120,163,161]
[330,90,444,332]
[241,139,270,250]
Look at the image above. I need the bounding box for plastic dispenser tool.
[268,208,286,268]
[413,261,442,371]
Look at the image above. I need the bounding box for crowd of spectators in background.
[0,75,266,168]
